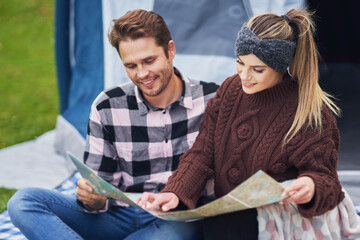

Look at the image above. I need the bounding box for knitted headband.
[235,25,296,73]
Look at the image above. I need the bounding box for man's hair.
[108,9,172,58]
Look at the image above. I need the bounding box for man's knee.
[7,188,42,224]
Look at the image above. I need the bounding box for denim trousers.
[7,188,203,240]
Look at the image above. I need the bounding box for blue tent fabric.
[153,0,250,57]
[55,0,71,114]
[56,0,104,138]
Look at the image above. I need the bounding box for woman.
[138,9,354,239]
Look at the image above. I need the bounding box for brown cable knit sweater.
[163,74,344,218]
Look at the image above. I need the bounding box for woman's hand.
[282,176,315,204]
[76,178,107,210]
[137,192,179,212]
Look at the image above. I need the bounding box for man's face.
[119,37,175,99]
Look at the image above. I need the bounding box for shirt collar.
[135,67,194,116]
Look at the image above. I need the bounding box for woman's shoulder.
[292,106,340,152]
[322,104,340,145]
[322,104,338,123]
[222,74,240,87]
[216,74,242,97]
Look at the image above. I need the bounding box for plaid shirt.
[84,68,218,203]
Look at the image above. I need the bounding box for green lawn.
[0,188,17,213]
[0,0,57,212]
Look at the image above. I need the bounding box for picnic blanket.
[0,172,81,240]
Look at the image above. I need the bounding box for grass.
[0,188,17,213]
[0,0,57,212]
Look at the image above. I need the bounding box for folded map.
[67,151,286,221]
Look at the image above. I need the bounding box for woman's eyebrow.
[237,57,267,68]
[251,65,267,68]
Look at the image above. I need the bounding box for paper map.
[67,152,286,221]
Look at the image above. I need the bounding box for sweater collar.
[244,76,298,107]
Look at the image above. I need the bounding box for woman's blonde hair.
[247,9,340,145]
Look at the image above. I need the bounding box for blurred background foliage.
[0,0,57,211]
[0,0,58,150]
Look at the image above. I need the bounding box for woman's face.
[236,54,284,94]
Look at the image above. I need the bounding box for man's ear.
[167,40,176,60]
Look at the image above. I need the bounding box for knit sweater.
[163,74,344,218]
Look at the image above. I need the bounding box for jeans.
[7,188,203,240]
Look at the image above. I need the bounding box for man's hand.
[282,176,315,204]
[137,192,179,212]
[76,178,107,210]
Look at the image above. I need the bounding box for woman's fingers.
[137,192,179,212]
[282,176,315,204]
[137,192,155,207]
[160,194,179,211]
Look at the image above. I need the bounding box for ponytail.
[284,9,340,144]
[247,9,341,145]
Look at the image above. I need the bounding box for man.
[8,9,218,239]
